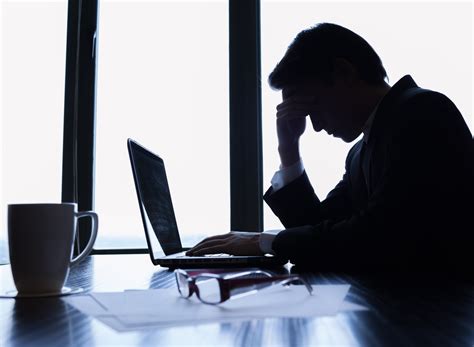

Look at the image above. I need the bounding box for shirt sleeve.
[259,229,283,255]
[270,159,305,192]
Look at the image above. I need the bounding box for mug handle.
[70,211,99,265]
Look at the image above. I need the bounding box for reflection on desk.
[1,254,473,347]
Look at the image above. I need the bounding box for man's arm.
[264,141,357,228]
[260,169,352,254]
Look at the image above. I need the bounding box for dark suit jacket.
[264,75,474,272]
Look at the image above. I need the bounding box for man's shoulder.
[375,86,467,139]
[396,87,457,119]
[378,76,455,121]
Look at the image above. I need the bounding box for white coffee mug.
[8,203,98,294]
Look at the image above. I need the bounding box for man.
[188,23,473,272]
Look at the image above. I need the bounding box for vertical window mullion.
[229,0,263,232]
[62,0,99,253]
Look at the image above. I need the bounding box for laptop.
[127,138,286,268]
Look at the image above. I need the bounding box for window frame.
[62,0,99,254]
[62,0,263,254]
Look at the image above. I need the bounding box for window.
[2,1,470,258]
[94,1,229,249]
[261,1,472,229]
[1,1,67,263]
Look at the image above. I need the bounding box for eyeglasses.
[174,269,313,305]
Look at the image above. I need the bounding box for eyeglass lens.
[176,271,222,304]
[194,276,221,304]
[228,272,273,298]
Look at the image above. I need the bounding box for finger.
[277,100,318,112]
[276,104,315,119]
[277,97,316,111]
[276,108,310,119]
[187,241,221,255]
[278,96,315,108]
[190,234,233,248]
[188,243,231,256]
[187,240,226,255]
[190,233,230,248]
[277,102,312,113]
[276,110,309,120]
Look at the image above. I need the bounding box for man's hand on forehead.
[276,95,318,120]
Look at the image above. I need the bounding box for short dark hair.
[268,23,388,89]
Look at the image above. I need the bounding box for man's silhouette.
[188,23,473,272]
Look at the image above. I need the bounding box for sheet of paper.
[68,296,367,332]
[63,285,367,331]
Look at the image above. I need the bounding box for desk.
[1,254,473,346]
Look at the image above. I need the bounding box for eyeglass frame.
[175,269,313,305]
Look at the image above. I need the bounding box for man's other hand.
[276,96,312,146]
[276,95,318,167]
[186,231,263,256]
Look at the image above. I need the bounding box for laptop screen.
[128,139,182,256]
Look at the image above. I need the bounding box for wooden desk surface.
[1,254,473,347]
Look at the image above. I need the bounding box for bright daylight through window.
[1,1,67,263]
[94,1,229,249]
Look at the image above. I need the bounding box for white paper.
[63,284,367,331]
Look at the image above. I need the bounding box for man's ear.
[333,58,359,86]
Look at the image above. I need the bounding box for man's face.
[282,79,364,142]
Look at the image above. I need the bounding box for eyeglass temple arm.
[277,277,313,295]
[224,275,313,294]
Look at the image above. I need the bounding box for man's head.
[269,23,389,142]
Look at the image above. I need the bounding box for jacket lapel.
[349,140,368,206]
[362,75,420,197]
